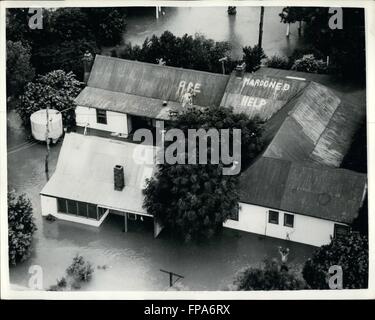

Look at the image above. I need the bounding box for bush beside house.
[302,232,368,289]
[8,191,37,266]
[19,70,82,129]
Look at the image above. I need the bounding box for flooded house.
[40,55,367,246]
[74,55,229,138]
[40,133,162,236]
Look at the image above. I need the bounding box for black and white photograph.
[0,0,373,300]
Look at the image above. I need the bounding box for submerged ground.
[7,109,314,291]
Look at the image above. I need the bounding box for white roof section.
[41,133,156,215]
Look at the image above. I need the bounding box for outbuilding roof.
[238,156,367,223]
[40,133,156,215]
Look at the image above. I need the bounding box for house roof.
[70,57,367,223]
[40,133,155,215]
[262,81,365,167]
[77,55,230,115]
[75,87,187,120]
[239,156,367,223]
[220,72,308,121]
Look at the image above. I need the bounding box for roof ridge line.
[94,54,231,79]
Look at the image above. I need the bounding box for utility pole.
[45,106,50,181]
[258,6,265,49]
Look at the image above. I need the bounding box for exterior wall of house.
[40,195,109,227]
[223,202,345,247]
[75,106,130,137]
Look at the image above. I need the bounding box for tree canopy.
[234,259,307,290]
[302,232,368,289]
[143,106,263,242]
[8,191,37,266]
[279,7,365,81]
[117,31,234,74]
[6,8,127,79]
[6,40,35,97]
[242,45,266,73]
[19,70,82,128]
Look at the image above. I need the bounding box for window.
[56,198,102,220]
[334,224,350,239]
[67,199,78,215]
[57,198,67,213]
[284,213,294,228]
[77,201,88,217]
[268,210,279,224]
[88,203,97,220]
[96,109,107,124]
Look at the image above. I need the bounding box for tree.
[143,106,263,242]
[119,31,233,74]
[242,45,266,73]
[6,40,35,97]
[32,39,99,79]
[302,232,368,289]
[83,7,128,46]
[279,7,366,81]
[19,70,82,128]
[8,191,37,266]
[234,259,306,290]
[6,8,34,43]
[6,8,126,79]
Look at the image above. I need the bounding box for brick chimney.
[235,62,246,78]
[114,165,125,191]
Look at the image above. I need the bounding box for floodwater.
[122,6,305,59]
[7,109,314,291]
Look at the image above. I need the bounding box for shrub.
[48,277,67,291]
[234,259,306,290]
[66,255,94,282]
[303,232,368,289]
[242,45,266,72]
[119,31,233,74]
[265,55,290,69]
[8,191,37,266]
[291,54,327,74]
[19,70,81,129]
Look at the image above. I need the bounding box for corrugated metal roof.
[254,67,332,85]
[75,87,186,120]
[239,156,367,223]
[220,72,307,121]
[262,81,356,166]
[86,55,229,107]
[41,133,156,214]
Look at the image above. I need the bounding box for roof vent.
[114,165,125,191]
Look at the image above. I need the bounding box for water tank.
[30,109,63,143]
